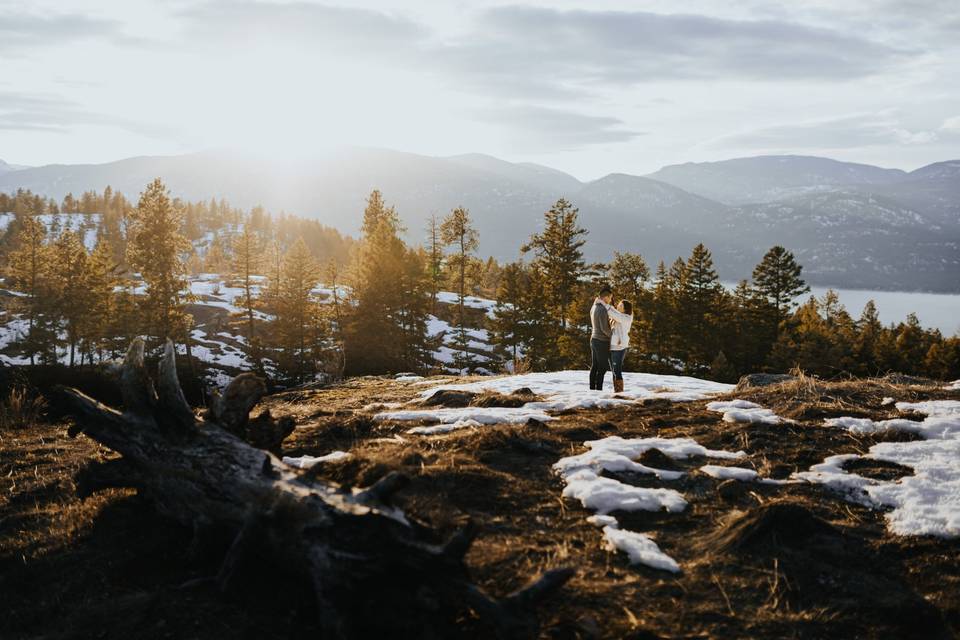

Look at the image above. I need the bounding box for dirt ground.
[2,374,959,639]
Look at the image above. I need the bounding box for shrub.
[0,387,46,429]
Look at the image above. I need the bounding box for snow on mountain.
[647,155,907,205]
[0,151,957,291]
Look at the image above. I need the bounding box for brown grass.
[0,387,46,430]
[2,373,959,638]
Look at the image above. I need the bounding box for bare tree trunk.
[58,338,571,638]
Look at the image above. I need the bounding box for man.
[589,285,613,390]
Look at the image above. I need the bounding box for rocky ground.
[2,372,959,639]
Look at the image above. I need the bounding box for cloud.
[0,91,175,137]
[428,5,920,101]
[0,10,140,53]
[178,1,427,51]
[473,105,643,152]
[711,112,939,149]
[941,115,960,133]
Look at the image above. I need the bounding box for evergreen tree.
[425,214,444,311]
[345,191,431,375]
[7,215,56,364]
[274,238,320,383]
[489,262,525,370]
[85,239,119,364]
[521,198,587,333]
[752,246,809,337]
[440,207,479,374]
[644,261,676,371]
[323,258,346,378]
[51,231,91,367]
[232,225,265,375]
[852,300,883,375]
[608,251,650,304]
[680,243,723,369]
[126,178,192,349]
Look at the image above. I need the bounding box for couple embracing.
[589,285,633,392]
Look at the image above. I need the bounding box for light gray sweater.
[590,302,612,341]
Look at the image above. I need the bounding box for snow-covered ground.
[797,400,960,537]
[418,371,733,407]
[0,264,499,383]
[372,371,733,435]
[282,451,351,468]
[707,399,787,425]
[554,435,746,572]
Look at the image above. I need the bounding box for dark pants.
[610,348,627,381]
[590,338,611,390]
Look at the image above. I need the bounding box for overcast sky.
[1,0,958,179]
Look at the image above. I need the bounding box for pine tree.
[608,251,649,304]
[489,262,526,370]
[126,178,193,350]
[426,214,444,312]
[51,231,91,367]
[274,238,321,383]
[345,191,431,375]
[645,261,676,371]
[440,207,479,374]
[521,198,587,333]
[852,300,883,375]
[232,225,265,374]
[681,243,723,369]
[752,246,809,338]
[85,239,119,364]
[7,214,56,364]
[323,258,346,378]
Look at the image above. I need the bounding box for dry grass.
[0,387,46,430]
[730,370,945,423]
[2,373,959,638]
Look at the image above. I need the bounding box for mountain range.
[0,149,957,292]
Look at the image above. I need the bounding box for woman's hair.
[619,300,633,315]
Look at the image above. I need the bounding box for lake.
[723,284,960,336]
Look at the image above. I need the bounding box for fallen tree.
[60,338,572,638]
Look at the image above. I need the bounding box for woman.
[606,299,633,393]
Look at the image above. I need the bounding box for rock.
[422,389,476,408]
[881,373,938,387]
[735,373,796,391]
[638,448,682,471]
[717,479,748,501]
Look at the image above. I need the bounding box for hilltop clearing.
[2,370,959,638]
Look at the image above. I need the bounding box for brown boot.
[613,378,624,393]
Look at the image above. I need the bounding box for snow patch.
[699,465,759,481]
[801,400,960,537]
[554,436,745,572]
[282,451,351,468]
[707,399,785,424]
[601,525,681,573]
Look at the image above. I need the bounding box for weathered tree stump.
[60,338,571,638]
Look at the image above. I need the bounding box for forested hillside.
[1,150,957,291]
[0,180,958,395]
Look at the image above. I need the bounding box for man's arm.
[596,305,612,338]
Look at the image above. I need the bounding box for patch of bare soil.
[2,376,959,639]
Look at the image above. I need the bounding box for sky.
[1,0,959,179]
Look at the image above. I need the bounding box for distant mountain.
[715,191,956,291]
[647,155,907,205]
[862,160,960,229]
[444,153,583,195]
[0,149,957,292]
[0,159,29,174]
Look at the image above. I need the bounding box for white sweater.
[606,305,633,351]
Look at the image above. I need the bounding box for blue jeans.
[590,339,611,390]
[610,349,627,381]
